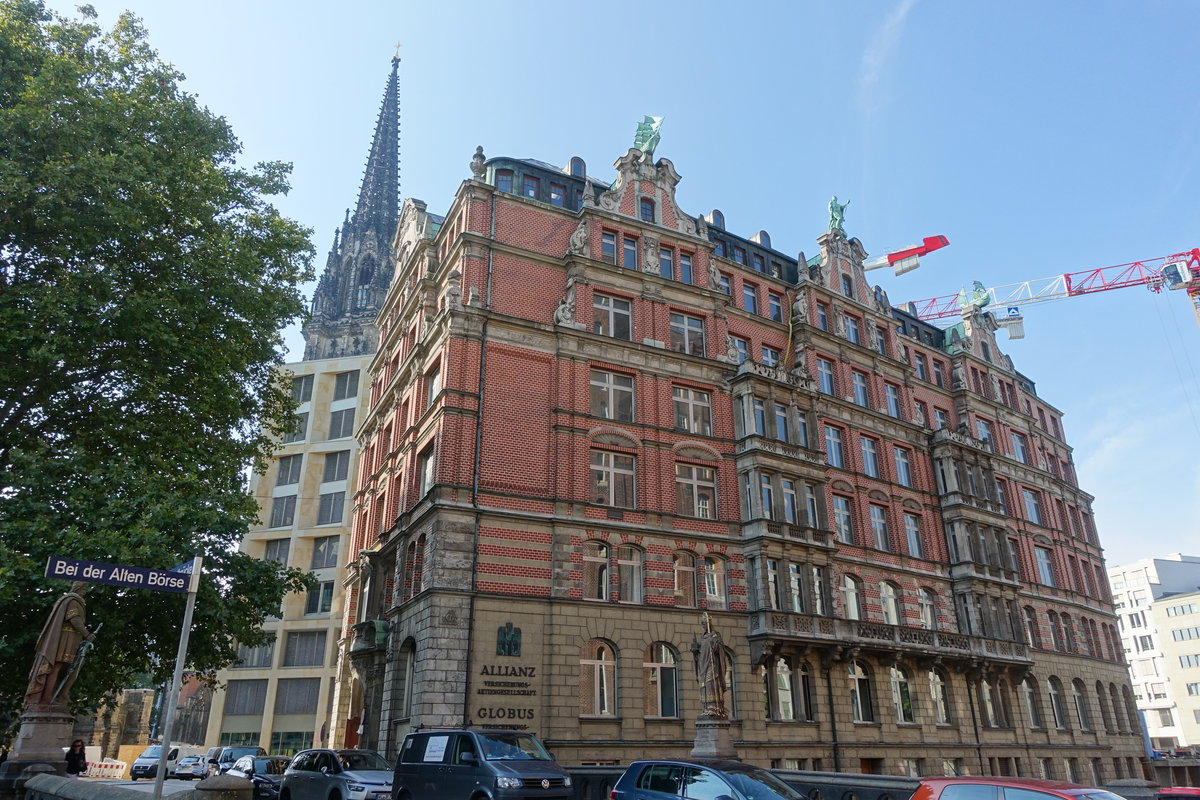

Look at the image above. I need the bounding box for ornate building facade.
[204,59,399,755]
[338,139,1144,780]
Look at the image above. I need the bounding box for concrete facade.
[336,141,1145,781]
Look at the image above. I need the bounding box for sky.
[75,0,1200,569]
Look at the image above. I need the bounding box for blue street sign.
[1006,306,1021,317]
[45,556,190,592]
[171,561,194,574]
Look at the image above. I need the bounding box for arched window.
[890,666,915,723]
[849,661,874,722]
[880,582,901,625]
[929,668,952,724]
[709,209,725,229]
[763,657,810,721]
[583,541,609,601]
[674,552,697,608]
[704,556,727,610]
[639,197,655,223]
[1023,606,1042,648]
[723,647,738,719]
[644,643,679,718]
[1047,611,1065,650]
[841,574,863,620]
[617,545,643,604]
[569,157,586,179]
[1072,679,1092,730]
[1048,676,1069,729]
[1095,680,1113,732]
[919,589,937,630]
[1062,613,1078,652]
[1109,683,1124,733]
[1022,677,1043,728]
[1121,685,1139,732]
[580,640,616,717]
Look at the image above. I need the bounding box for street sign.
[1006,305,1021,317]
[45,556,190,592]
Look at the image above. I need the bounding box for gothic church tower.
[302,57,400,360]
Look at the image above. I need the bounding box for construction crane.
[902,248,1200,338]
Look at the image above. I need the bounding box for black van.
[393,729,571,800]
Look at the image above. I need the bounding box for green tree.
[0,0,316,727]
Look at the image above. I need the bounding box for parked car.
[392,728,572,800]
[614,759,804,800]
[281,749,392,800]
[906,776,1130,800]
[130,744,206,781]
[211,745,268,776]
[1157,790,1200,800]
[227,755,291,800]
[173,755,207,781]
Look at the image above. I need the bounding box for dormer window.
[709,209,725,229]
[495,170,513,193]
[569,157,586,178]
[639,197,655,223]
[522,175,540,199]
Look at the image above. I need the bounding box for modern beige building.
[1150,587,1200,748]
[203,57,399,755]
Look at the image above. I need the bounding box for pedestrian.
[65,739,87,778]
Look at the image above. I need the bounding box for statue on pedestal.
[828,196,849,233]
[690,612,729,719]
[24,582,95,709]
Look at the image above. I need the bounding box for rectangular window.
[885,385,901,418]
[782,479,798,524]
[264,538,289,564]
[768,293,783,322]
[549,183,566,207]
[752,399,767,436]
[761,346,780,367]
[731,337,748,364]
[845,315,860,344]
[752,253,766,272]
[291,374,313,403]
[817,303,829,331]
[593,294,632,340]
[495,170,513,193]
[322,450,351,483]
[283,631,327,667]
[673,386,712,435]
[742,284,758,314]
[833,496,853,543]
[282,412,308,444]
[329,408,355,439]
[852,371,869,407]
[304,580,334,615]
[895,448,912,487]
[317,491,345,525]
[591,450,635,507]
[675,464,716,519]
[601,231,617,264]
[760,474,774,520]
[824,426,844,468]
[817,359,835,395]
[679,253,693,284]
[1035,547,1056,586]
[311,535,339,569]
[235,637,275,669]
[861,437,879,477]
[841,274,854,298]
[276,454,303,486]
[418,445,436,495]
[333,370,360,401]
[934,408,949,430]
[904,513,923,557]
[224,679,268,715]
[522,174,540,199]
[875,327,887,354]
[659,247,674,280]
[425,364,442,409]
[977,418,994,445]
[731,246,746,265]
[269,495,296,528]
[717,272,731,295]
[773,404,789,443]
[870,505,889,550]
[1024,489,1043,524]
[274,678,320,715]
[1011,432,1029,463]
[623,236,638,269]
[933,361,946,387]
[669,313,706,356]
[915,354,928,381]
[591,369,635,422]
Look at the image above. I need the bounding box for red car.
[1157,789,1200,800]
[909,776,1128,800]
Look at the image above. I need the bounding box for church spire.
[302,57,401,361]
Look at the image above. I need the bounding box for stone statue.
[24,582,95,708]
[554,272,580,326]
[469,146,487,180]
[568,220,588,256]
[633,115,664,157]
[957,280,990,312]
[952,360,966,390]
[828,196,849,233]
[690,612,730,719]
[642,236,660,274]
[791,289,808,323]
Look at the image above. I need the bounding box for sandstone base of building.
[690,718,737,760]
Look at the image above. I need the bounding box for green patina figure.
[829,196,849,232]
[957,280,991,311]
[634,116,663,157]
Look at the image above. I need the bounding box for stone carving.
[695,214,709,239]
[467,286,482,307]
[722,334,739,363]
[690,612,730,719]
[791,289,808,323]
[834,308,847,338]
[952,361,966,390]
[25,582,95,708]
[708,260,722,292]
[469,145,486,180]
[496,622,522,657]
[554,266,586,329]
[642,235,660,274]
[445,269,462,310]
[568,219,589,256]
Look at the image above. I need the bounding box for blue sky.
[79,0,1200,569]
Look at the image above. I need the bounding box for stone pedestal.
[690,717,736,760]
[11,706,74,763]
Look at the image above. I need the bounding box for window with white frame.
[891,666,915,723]
[1011,431,1029,463]
[581,641,616,716]
[885,384,902,418]
[617,545,643,603]
[833,495,853,543]
[850,661,874,722]
[845,315,861,344]
[673,386,712,435]
[870,505,889,550]
[704,556,727,610]
[644,643,679,717]
[773,404,789,443]
[824,426,844,468]
[1035,546,1055,586]
[669,313,706,356]
[919,588,937,630]
[817,359,835,395]
[675,463,716,519]
[904,513,923,557]
[861,437,879,477]
[895,448,912,487]
[583,541,609,601]
[852,371,869,406]
[781,479,798,524]
[674,552,697,607]
[842,574,863,620]
[761,346,781,367]
[1024,489,1044,525]
[590,450,634,507]
[880,582,901,625]
[593,294,632,340]
[591,370,635,422]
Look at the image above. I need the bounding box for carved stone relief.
[568,219,588,256]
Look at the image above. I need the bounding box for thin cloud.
[858,0,917,116]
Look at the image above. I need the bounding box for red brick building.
[334,141,1143,780]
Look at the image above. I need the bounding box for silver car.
[281,749,392,800]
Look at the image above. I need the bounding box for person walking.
[65,739,87,778]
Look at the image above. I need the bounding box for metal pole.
[152,556,203,800]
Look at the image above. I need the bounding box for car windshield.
[479,733,551,761]
[141,747,161,758]
[337,751,391,772]
[724,767,806,800]
[254,758,288,775]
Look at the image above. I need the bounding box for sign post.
[151,557,203,800]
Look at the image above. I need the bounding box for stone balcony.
[350,618,390,654]
[747,610,1031,667]
[741,519,834,550]
[734,435,827,468]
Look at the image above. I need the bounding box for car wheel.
[329,792,341,800]
[130,777,137,781]
[280,790,291,800]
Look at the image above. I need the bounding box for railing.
[735,435,827,467]
[350,619,390,653]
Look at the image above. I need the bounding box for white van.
[130,744,205,780]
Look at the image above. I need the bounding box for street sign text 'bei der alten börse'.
[45,556,189,592]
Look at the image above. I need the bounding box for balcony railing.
[735,435,826,467]
[350,619,390,654]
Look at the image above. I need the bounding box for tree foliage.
[0,0,315,729]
